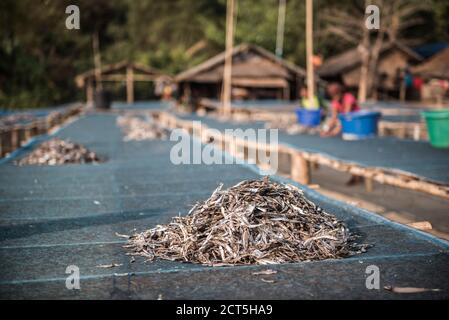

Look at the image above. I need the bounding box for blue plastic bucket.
[295,108,321,127]
[338,111,381,140]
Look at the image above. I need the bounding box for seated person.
[321,83,359,137]
[300,86,320,110]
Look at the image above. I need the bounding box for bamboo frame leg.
[11,127,19,150]
[2,131,12,156]
[24,126,31,143]
[364,177,374,192]
[413,124,420,141]
[126,66,134,104]
[0,131,4,157]
[291,152,311,185]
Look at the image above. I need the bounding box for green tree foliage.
[0,0,448,109]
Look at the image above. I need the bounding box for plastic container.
[295,108,321,127]
[422,109,449,148]
[338,111,381,140]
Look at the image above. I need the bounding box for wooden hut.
[318,42,422,97]
[412,47,449,103]
[175,43,306,106]
[75,61,172,104]
[412,47,449,80]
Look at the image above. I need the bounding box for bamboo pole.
[222,0,235,115]
[93,31,103,91]
[126,65,134,104]
[305,0,315,107]
[86,79,94,107]
[276,0,286,57]
[0,130,4,157]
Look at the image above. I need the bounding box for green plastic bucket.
[422,109,449,148]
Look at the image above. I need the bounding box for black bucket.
[94,90,112,110]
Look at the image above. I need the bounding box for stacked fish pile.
[16,138,102,166]
[127,178,367,266]
[117,115,170,141]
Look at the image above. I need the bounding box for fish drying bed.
[172,113,449,188]
[0,112,448,299]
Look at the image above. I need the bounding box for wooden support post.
[46,115,52,132]
[398,126,406,139]
[222,0,235,115]
[0,130,4,157]
[283,85,290,100]
[18,127,25,146]
[32,120,40,136]
[305,0,315,107]
[24,125,31,143]
[38,120,46,134]
[364,177,374,192]
[275,0,286,57]
[11,127,19,150]
[413,124,420,141]
[1,130,12,157]
[291,152,311,185]
[379,123,385,137]
[86,79,94,107]
[126,65,134,105]
[93,32,103,91]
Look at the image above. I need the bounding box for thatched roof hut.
[175,43,306,105]
[75,61,172,104]
[412,47,449,80]
[318,42,422,93]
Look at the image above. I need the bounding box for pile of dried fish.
[0,113,34,128]
[16,138,102,166]
[127,178,366,266]
[210,112,252,124]
[117,115,170,141]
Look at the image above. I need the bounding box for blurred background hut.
[75,61,172,105]
[318,42,423,100]
[175,44,306,108]
[412,46,449,105]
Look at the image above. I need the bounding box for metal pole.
[276,0,286,57]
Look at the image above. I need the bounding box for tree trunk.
[357,33,370,103]
[366,34,386,100]
[358,52,369,103]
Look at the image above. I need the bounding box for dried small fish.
[114,272,133,277]
[260,278,275,283]
[96,263,123,268]
[15,138,103,166]
[115,232,130,239]
[126,178,367,266]
[252,269,278,275]
[384,286,441,293]
[0,113,34,128]
[117,115,170,141]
